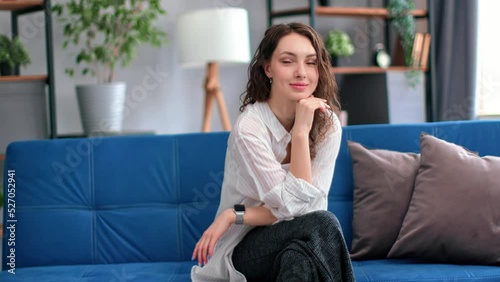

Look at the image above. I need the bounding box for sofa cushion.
[0,261,194,282]
[2,259,500,282]
[388,133,500,265]
[351,259,500,282]
[348,141,419,259]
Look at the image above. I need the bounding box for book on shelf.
[411,32,431,69]
[411,32,424,68]
[420,33,431,69]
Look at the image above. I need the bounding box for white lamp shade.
[177,8,251,68]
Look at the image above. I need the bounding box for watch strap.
[234,204,245,224]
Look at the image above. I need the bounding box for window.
[476,0,500,117]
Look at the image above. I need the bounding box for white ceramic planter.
[76,82,127,135]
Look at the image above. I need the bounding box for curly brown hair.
[240,22,341,159]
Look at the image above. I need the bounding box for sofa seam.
[90,139,96,265]
[174,137,183,261]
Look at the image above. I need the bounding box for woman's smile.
[290,82,309,91]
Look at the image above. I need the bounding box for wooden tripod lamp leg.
[215,90,231,131]
[202,62,232,132]
[202,90,215,132]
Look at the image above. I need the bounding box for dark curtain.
[429,0,478,121]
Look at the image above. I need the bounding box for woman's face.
[264,32,319,102]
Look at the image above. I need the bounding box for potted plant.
[387,0,420,86]
[387,0,416,67]
[324,30,355,66]
[52,0,167,135]
[0,35,32,76]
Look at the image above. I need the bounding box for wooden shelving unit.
[267,3,430,75]
[0,75,48,82]
[332,66,427,75]
[0,0,43,11]
[267,1,434,124]
[0,0,56,140]
[270,6,428,19]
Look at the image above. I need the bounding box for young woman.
[191,22,354,282]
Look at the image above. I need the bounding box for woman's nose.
[294,63,306,78]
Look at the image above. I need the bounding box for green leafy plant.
[387,0,416,67]
[325,30,355,58]
[387,0,420,86]
[0,34,32,68]
[52,0,167,84]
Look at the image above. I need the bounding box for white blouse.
[191,101,342,282]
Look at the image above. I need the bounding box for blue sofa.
[2,120,500,281]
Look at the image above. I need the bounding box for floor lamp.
[177,8,251,132]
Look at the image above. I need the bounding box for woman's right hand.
[293,95,330,135]
[192,208,235,267]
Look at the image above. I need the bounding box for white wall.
[0,0,386,135]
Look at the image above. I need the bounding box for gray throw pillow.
[388,133,500,265]
[348,141,420,259]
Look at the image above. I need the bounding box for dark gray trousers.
[232,210,355,282]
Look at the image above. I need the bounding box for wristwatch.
[233,204,245,225]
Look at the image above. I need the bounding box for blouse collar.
[254,101,290,143]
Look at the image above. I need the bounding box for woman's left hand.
[192,208,235,266]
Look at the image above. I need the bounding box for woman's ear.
[263,61,272,78]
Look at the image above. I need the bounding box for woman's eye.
[282,60,292,64]
[307,61,317,65]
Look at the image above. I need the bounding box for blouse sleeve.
[230,114,342,220]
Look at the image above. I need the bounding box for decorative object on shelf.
[386,0,416,67]
[52,0,167,135]
[373,43,391,69]
[177,8,251,132]
[0,34,31,76]
[324,30,355,66]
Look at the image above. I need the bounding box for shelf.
[0,75,48,82]
[0,0,43,11]
[331,66,427,75]
[270,6,428,19]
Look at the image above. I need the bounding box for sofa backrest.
[2,132,229,269]
[329,120,500,249]
[3,120,500,269]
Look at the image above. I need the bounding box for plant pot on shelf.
[330,56,339,67]
[76,82,127,135]
[0,62,15,76]
[318,0,331,6]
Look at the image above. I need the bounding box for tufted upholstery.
[2,120,500,281]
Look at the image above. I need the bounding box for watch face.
[234,204,245,212]
[376,51,391,68]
